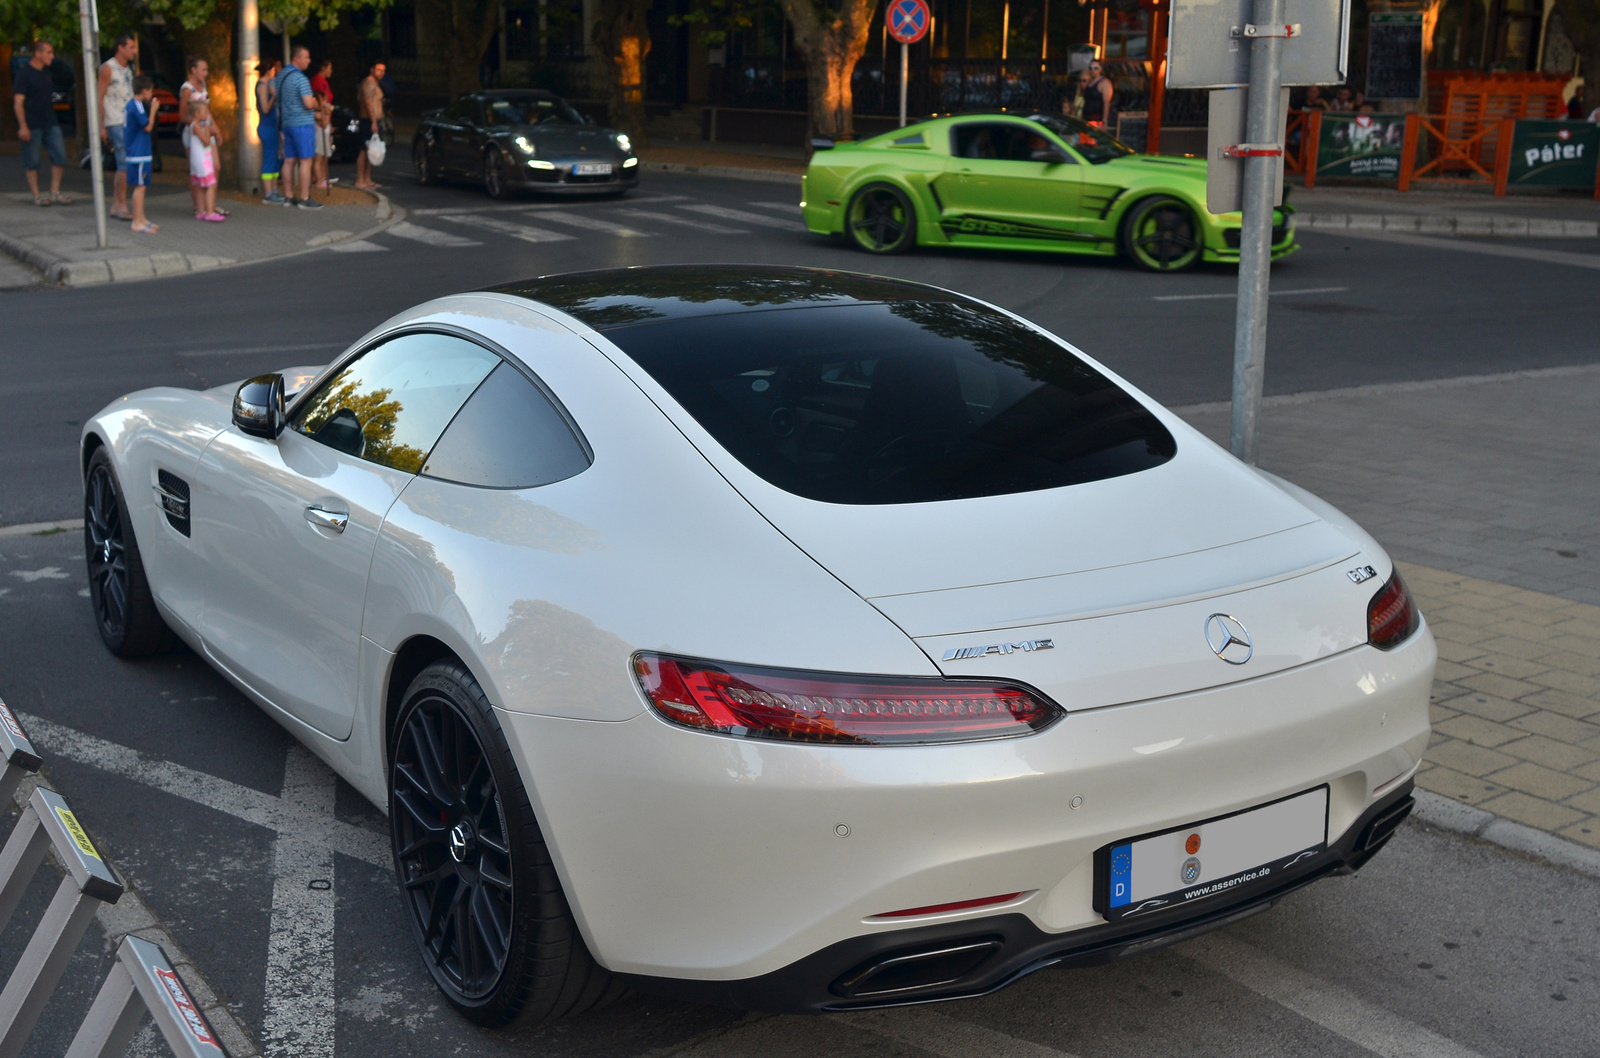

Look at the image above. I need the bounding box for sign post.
[887,0,929,128]
[77,0,107,250]
[1167,0,1350,464]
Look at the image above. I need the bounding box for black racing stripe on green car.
[1095,187,1129,220]
[940,214,1101,243]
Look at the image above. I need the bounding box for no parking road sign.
[887,0,930,45]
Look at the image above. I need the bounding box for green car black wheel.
[1120,196,1202,272]
[847,184,917,254]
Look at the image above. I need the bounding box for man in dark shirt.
[12,40,70,205]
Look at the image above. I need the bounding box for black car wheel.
[414,138,437,185]
[390,660,623,1026]
[84,448,173,657]
[483,150,513,200]
[1120,196,1203,272]
[847,183,917,254]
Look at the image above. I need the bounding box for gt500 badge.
[942,639,1053,661]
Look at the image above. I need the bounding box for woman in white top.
[179,58,227,215]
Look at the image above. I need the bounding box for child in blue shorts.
[124,75,160,233]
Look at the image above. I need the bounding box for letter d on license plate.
[1093,786,1329,922]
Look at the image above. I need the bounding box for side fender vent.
[154,470,191,537]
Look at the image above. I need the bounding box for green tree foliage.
[297,379,427,472]
[668,0,759,48]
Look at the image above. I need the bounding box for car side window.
[421,363,591,489]
[444,97,475,123]
[951,123,1063,163]
[290,332,501,474]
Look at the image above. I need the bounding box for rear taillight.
[1367,571,1420,649]
[632,652,1062,745]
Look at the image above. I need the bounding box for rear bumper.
[620,780,1415,1012]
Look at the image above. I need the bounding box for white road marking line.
[1152,286,1350,302]
[7,567,68,582]
[1322,228,1600,269]
[615,208,747,234]
[385,221,482,247]
[325,239,389,253]
[841,1008,1082,1058]
[18,713,391,868]
[1185,933,1490,1058]
[409,194,688,216]
[532,210,656,237]
[437,213,575,243]
[260,746,337,1058]
[747,201,801,211]
[680,203,807,230]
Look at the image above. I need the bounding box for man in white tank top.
[97,33,138,220]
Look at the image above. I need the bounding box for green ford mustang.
[802,112,1296,271]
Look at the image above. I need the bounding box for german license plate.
[1094,786,1328,922]
[572,162,613,176]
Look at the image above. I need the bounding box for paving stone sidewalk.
[1403,563,1600,851]
[0,153,399,285]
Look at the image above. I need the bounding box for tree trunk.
[175,0,239,182]
[416,0,502,99]
[328,18,362,107]
[593,0,652,141]
[778,0,878,142]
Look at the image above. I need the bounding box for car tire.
[83,448,175,658]
[846,183,917,254]
[390,660,625,1026]
[413,139,436,186]
[483,150,513,200]
[1119,195,1203,272]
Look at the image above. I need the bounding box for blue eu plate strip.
[1109,843,1132,907]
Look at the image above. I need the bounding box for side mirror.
[233,374,285,438]
[1031,148,1069,164]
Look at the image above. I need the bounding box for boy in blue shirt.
[124,75,159,233]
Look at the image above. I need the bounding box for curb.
[1297,212,1598,238]
[0,518,81,539]
[0,190,405,288]
[640,160,802,185]
[1410,789,1600,880]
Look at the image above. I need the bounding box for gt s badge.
[942,639,1053,661]
[1346,565,1378,584]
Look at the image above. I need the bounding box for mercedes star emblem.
[1205,613,1253,664]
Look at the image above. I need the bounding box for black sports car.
[412,89,638,198]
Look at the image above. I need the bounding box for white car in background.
[80,266,1434,1026]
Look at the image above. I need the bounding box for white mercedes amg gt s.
[81,266,1434,1025]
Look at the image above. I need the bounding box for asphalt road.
[0,164,1597,1057]
[1,166,1599,526]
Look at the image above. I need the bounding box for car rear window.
[603,301,1175,505]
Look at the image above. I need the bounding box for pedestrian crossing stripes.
[680,203,807,230]
[385,221,481,247]
[328,197,816,254]
[438,214,576,243]
[614,209,747,234]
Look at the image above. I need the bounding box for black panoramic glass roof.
[492,267,1176,505]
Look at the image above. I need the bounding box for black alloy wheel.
[390,661,622,1025]
[83,448,172,657]
[847,183,917,254]
[413,138,437,185]
[484,150,512,200]
[1120,195,1203,272]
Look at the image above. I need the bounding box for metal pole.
[1228,0,1285,464]
[238,0,262,195]
[78,0,107,249]
[899,42,909,126]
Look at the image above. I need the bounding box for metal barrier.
[65,936,226,1058]
[0,701,229,1058]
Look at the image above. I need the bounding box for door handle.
[304,506,349,533]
